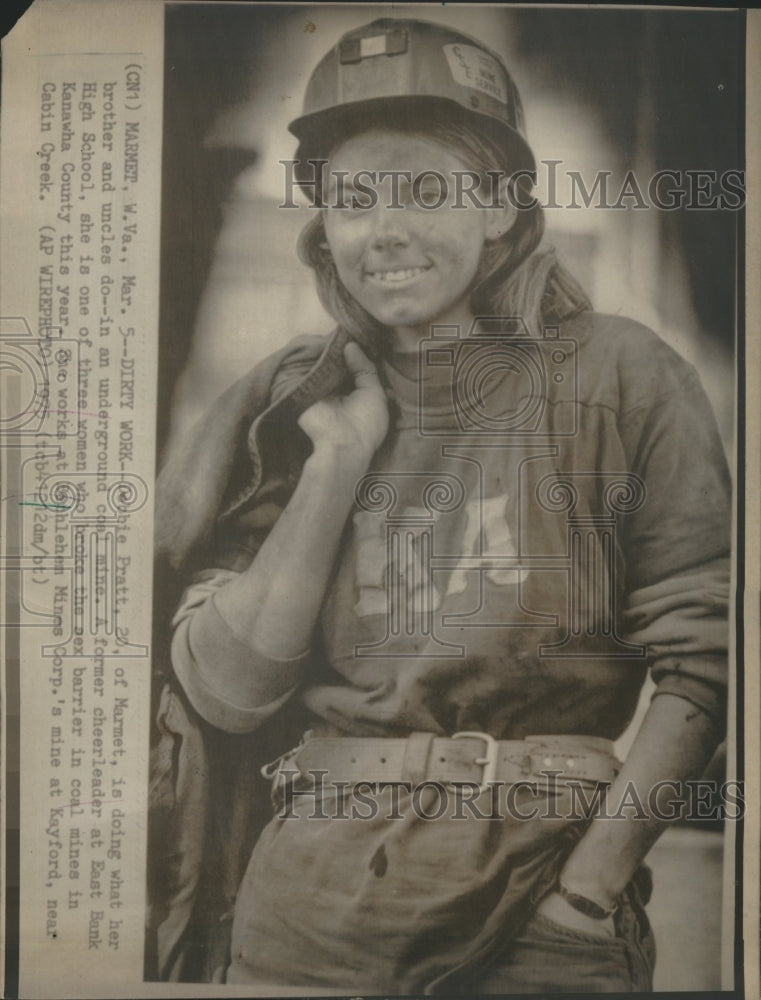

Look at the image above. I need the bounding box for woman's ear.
[484,176,518,242]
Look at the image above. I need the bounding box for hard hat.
[289,17,535,173]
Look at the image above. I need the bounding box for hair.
[296,115,591,343]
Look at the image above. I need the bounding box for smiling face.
[322,129,513,346]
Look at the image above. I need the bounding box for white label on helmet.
[443,43,508,105]
[360,35,388,58]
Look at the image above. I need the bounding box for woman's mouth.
[365,266,431,284]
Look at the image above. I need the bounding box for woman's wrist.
[535,891,616,938]
[557,880,617,919]
[556,865,620,913]
[308,441,374,478]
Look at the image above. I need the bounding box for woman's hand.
[534,891,616,939]
[210,342,390,673]
[298,342,389,466]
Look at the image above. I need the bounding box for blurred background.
[158,5,743,991]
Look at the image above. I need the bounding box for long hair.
[296,117,591,341]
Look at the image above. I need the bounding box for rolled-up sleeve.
[610,336,732,733]
[622,557,729,729]
[170,570,307,734]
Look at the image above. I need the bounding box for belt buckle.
[451,731,498,792]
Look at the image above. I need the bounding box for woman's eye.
[349,191,376,210]
[414,184,446,208]
[324,187,376,211]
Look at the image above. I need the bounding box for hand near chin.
[297,342,389,466]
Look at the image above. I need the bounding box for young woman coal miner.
[149,17,730,994]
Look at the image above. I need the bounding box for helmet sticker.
[443,43,508,105]
[340,29,407,65]
[360,35,389,58]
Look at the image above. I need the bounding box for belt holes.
[380,757,387,764]
[351,757,357,764]
[439,756,446,763]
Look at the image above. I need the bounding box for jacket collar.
[221,326,378,520]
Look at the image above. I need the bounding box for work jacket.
[147,326,374,981]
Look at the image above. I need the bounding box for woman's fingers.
[344,341,381,389]
[297,340,389,458]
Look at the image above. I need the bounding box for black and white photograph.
[146,5,744,995]
[0,3,755,999]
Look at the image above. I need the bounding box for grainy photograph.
[143,3,742,995]
[0,2,756,998]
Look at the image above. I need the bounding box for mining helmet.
[289,17,535,173]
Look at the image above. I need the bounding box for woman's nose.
[369,206,410,250]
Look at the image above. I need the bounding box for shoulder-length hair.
[296,116,591,342]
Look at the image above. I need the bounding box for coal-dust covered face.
[322,128,514,338]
